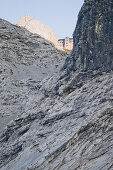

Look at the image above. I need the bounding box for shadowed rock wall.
[64,0,113,72]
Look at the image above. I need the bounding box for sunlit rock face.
[16,15,60,49]
[64,0,113,72]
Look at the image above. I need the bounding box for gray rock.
[64,0,113,73]
[1,71,113,170]
[0,0,113,169]
[0,18,67,130]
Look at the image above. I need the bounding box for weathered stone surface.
[64,0,113,72]
[0,0,113,170]
[0,18,67,130]
[0,70,113,170]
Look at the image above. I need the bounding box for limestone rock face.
[64,0,113,72]
[16,15,59,48]
[0,0,113,170]
[0,18,67,130]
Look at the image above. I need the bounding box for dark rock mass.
[0,0,113,170]
[64,0,113,72]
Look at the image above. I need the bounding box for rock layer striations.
[0,18,67,130]
[0,0,113,170]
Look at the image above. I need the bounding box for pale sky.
[0,0,84,38]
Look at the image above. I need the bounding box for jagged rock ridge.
[0,0,113,170]
[16,15,59,49]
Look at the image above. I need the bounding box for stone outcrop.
[0,18,67,130]
[0,0,113,170]
[1,70,113,170]
[64,0,113,72]
[16,15,59,49]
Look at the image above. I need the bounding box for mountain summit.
[16,15,59,48]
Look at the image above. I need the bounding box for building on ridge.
[58,37,73,51]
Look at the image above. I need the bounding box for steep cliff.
[64,0,113,72]
[0,0,113,170]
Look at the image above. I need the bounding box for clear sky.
[0,0,84,39]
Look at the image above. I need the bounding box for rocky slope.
[0,0,113,170]
[0,18,67,130]
[16,15,59,49]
